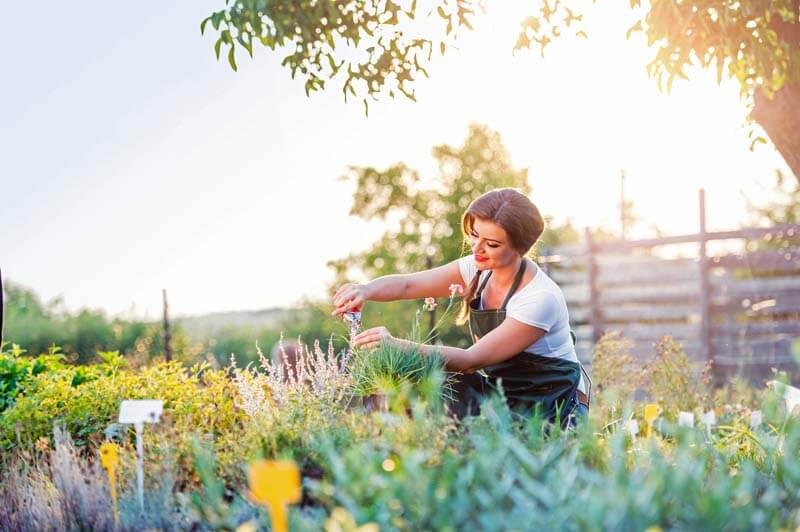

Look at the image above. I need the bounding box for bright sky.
[0,0,790,319]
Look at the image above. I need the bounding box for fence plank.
[712,275,800,295]
[713,338,795,365]
[712,293,800,316]
[538,255,588,269]
[562,283,590,304]
[597,323,699,341]
[568,306,591,324]
[711,249,800,272]
[713,321,800,338]
[602,305,699,322]
[594,253,668,267]
[595,224,800,252]
[597,260,700,285]
[573,325,594,342]
[548,242,588,256]
[599,282,698,305]
[549,269,587,285]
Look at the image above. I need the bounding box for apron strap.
[474,270,492,297]
[471,259,527,309]
[499,259,527,310]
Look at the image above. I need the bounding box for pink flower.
[423,297,437,311]
[449,284,464,297]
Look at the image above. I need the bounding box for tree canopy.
[202,0,800,178]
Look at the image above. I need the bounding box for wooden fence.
[539,190,800,381]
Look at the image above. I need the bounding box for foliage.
[0,342,66,412]
[348,341,452,403]
[0,358,247,485]
[7,329,800,530]
[203,0,799,105]
[2,279,169,364]
[202,0,800,179]
[590,330,640,409]
[201,0,477,113]
[641,336,713,417]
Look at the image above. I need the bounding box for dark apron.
[451,260,581,425]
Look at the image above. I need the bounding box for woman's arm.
[355,317,545,373]
[332,259,464,316]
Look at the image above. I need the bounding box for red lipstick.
[475,255,488,263]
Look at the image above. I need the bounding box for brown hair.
[457,188,545,324]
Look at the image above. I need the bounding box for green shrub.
[642,336,712,418]
[0,343,66,412]
[1,359,248,485]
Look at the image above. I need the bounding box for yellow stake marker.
[644,404,660,437]
[248,459,301,532]
[99,442,120,527]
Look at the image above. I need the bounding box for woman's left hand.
[353,326,400,350]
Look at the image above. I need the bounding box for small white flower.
[423,297,437,311]
[449,284,464,297]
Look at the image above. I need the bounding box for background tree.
[203,0,800,179]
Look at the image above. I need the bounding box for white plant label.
[626,419,639,439]
[678,411,695,428]
[768,381,800,414]
[119,400,163,424]
[750,410,763,429]
[118,399,163,510]
[701,410,716,427]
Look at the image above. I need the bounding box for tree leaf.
[228,47,238,71]
[625,20,643,40]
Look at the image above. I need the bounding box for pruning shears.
[342,309,362,336]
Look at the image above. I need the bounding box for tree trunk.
[751,82,800,184]
[751,11,800,183]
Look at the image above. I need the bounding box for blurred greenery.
[1,280,348,369]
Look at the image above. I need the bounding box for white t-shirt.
[458,255,587,392]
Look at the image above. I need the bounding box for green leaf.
[437,6,447,19]
[200,17,210,35]
[749,136,767,151]
[625,20,643,40]
[214,38,223,60]
[228,47,238,71]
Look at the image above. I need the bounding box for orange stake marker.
[99,442,120,527]
[248,459,301,532]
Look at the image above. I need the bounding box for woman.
[332,188,589,425]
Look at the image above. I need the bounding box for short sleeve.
[507,291,561,333]
[458,254,478,286]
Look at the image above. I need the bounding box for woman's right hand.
[331,283,368,317]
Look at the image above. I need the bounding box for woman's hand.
[331,283,369,317]
[353,326,401,350]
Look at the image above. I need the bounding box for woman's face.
[468,217,519,270]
